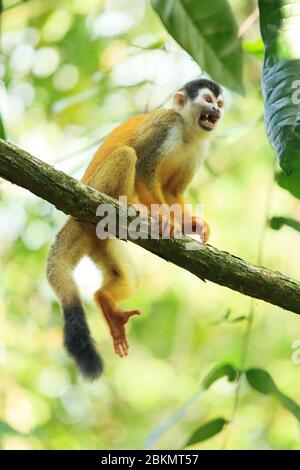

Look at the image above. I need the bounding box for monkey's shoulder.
[132,109,183,152]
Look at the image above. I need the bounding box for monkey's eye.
[217,101,223,108]
[205,95,212,103]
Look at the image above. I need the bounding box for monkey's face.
[173,80,224,134]
[196,88,224,132]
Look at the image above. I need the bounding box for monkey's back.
[81,114,150,183]
[81,109,180,184]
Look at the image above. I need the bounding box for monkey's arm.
[132,109,182,208]
[135,178,165,207]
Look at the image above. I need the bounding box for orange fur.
[82,114,150,184]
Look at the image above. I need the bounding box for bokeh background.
[1,0,300,450]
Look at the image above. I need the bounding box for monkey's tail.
[47,231,103,380]
[63,303,103,380]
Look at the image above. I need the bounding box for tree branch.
[1,138,300,314]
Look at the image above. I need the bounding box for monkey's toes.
[113,337,129,357]
[123,309,141,324]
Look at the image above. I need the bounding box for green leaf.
[269,216,300,233]
[151,0,244,94]
[0,420,19,435]
[246,368,276,395]
[246,368,300,422]
[185,417,228,447]
[259,0,300,175]
[276,170,300,200]
[202,363,238,390]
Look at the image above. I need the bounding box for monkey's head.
[172,78,224,133]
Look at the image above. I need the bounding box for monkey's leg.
[47,219,103,379]
[91,239,140,357]
[86,146,141,357]
[87,145,137,200]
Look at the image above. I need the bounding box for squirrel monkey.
[47,78,224,380]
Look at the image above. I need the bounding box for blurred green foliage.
[151,0,244,93]
[259,0,300,175]
[1,0,300,451]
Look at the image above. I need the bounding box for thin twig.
[238,7,259,38]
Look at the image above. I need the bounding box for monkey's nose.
[212,106,221,117]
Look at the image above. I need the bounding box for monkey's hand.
[129,204,180,238]
[184,216,210,243]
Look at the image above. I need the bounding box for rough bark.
[1,138,300,314]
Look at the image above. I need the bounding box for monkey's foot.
[109,309,140,357]
[98,296,140,357]
[185,217,210,243]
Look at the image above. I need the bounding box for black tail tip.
[63,304,104,381]
[75,347,104,381]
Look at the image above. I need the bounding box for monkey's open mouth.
[198,112,219,131]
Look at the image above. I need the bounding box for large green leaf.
[259,0,300,175]
[246,368,300,422]
[151,0,244,94]
[185,417,228,447]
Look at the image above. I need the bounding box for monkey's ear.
[172,91,187,109]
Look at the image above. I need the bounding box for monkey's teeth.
[199,114,215,129]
